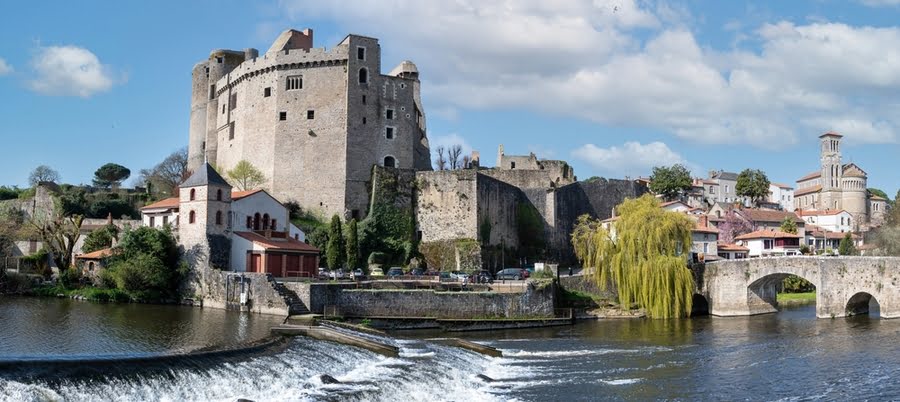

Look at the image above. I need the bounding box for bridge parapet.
[699,257,900,318]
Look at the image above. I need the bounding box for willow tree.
[572,194,695,318]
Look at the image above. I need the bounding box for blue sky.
[0,0,898,198]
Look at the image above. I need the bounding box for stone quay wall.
[194,269,290,316]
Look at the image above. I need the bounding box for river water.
[1,297,898,401]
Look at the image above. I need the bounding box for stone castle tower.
[188,28,432,220]
[179,163,233,269]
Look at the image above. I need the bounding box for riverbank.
[777,292,816,304]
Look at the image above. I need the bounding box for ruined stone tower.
[188,28,432,220]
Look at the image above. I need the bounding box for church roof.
[841,163,867,178]
[180,163,231,189]
[796,171,820,182]
[794,185,822,196]
[819,131,843,138]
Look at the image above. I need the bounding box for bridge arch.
[846,292,880,317]
[746,272,817,315]
[691,294,710,316]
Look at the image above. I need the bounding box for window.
[286,75,303,90]
[307,110,315,120]
[359,68,368,84]
[216,56,223,64]
[510,162,516,169]
[263,213,270,230]
[254,213,261,230]
[362,95,367,104]
[216,189,222,201]
[385,127,394,139]
[764,239,773,249]
[264,87,271,97]
[271,219,277,231]
[209,85,215,100]
[383,156,396,168]
[725,185,730,194]
[246,216,252,228]
[215,211,223,225]
[229,93,237,110]
[386,109,394,120]
[228,124,235,140]
[189,210,196,224]
[149,216,155,227]
[357,46,366,60]
[279,112,287,121]
[351,209,360,220]
[163,216,168,226]
[222,104,226,114]
[189,189,196,201]
[363,117,367,125]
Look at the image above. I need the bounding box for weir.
[271,324,400,357]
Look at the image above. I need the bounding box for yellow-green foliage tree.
[571,194,695,318]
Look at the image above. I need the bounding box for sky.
[0,0,898,198]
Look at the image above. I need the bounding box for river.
[1,297,897,401]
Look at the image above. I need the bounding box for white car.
[450,271,469,281]
[328,269,346,280]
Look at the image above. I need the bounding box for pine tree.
[346,219,359,270]
[326,214,345,269]
[572,194,695,319]
[779,217,798,234]
[838,233,857,256]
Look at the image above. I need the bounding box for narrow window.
[510,162,516,169]
[263,213,270,230]
[386,109,394,120]
[383,156,396,168]
[362,117,367,125]
[189,210,196,224]
[202,141,206,151]
[286,75,303,90]
[228,124,235,140]
[264,87,271,97]
[222,104,226,114]
[279,112,287,121]
[216,211,223,225]
[254,213,261,230]
[163,216,168,226]
[216,56,223,64]
[150,216,155,227]
[271,219,277,230]
[359,68,368,84]
[362,95,367,104]
[385,127,394,139]
[246,216,252,228]
[209,85,215,100]
[216,189,222,201]
[229,93,237,110]
[357,46,366,60]
[189,189,196,201]
[307,110,315,120]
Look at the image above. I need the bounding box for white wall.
[232,192,290,232]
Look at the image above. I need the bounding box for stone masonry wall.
[335,282,556,319]
[194,269,290,316]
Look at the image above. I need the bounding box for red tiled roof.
[796,209,848,217]
[771,182,793,189]
[735,230,802,240]
[77,247,115,260]
[718,243,749,252]
[141,197,179,211]
[738,209,804,224]
[693,226,719,234]
[794,185,822,196]
[232,189,264,200]
[870,194,888,201]
[796,171,821,183]
[234,231,320,253]
[807,230,858,240]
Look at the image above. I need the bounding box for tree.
[29,165,60,186]
[736,169,771,207]
[434,146,448,171]
[82,224,119,253]
[346,219,359,270]
[780,217,798,234]
[29,208,84,269]
[838,233,857,256]
[227,160,266,191]
[648,164,692,201]
[717,210,754,244]
[139,147,189,196]
[571,194,695,318]
[868,188,889,203]
[448,144,463,169]
[326,214,345,269]
[93,163,131,189]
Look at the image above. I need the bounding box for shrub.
[367,252,387,265]
[82,224,119,254]
[58,268,82,289]
[111,253,169,293]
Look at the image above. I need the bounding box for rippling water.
[2,298,898,401]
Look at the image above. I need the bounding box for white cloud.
[0,58,12,75]
[29,46,117,97]
[572,141,698,178]
[279,1,900,147]
[858,0,900,6]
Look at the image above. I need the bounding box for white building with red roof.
[734,230,802,257]
[795,209,854,233]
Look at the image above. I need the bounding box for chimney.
[699,214,709,228]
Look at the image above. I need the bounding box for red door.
[267,252,284,276]
[250,254,262,273]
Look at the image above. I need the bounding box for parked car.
[410,268,425,276]
[438,272,452,281]
[496,268,526,280]
[370,267,385,276]
[387,267,405,277]
[350,268,365,280]
[450,271,469,281]
[473,270,493,284]
[317,268,329,280]
[328,269,346,280]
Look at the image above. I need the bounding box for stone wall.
[475,174,523,246]
[559,275,617,301]
[415,170,480,242]
[283,281,357,314]
[193,269,290,316]
[334,282,556,319]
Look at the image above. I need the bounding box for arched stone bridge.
[696,257,900,318]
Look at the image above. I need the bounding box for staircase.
[268,276,310,316]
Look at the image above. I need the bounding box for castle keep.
[189,29,431,220]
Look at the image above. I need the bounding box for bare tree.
[28,165,60,186]
[434,146,448,171]
[461,155,472,169]
[448,145,463,170]
[139,147,189,196]
[29,206,83,269]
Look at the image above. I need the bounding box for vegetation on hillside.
[572,194,695,319]
[648,164,692,201]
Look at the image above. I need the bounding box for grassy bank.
[777,292,816,303]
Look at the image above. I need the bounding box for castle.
[794,132,888,229]
[188,29,431,220]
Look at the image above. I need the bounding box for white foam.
[601,378,642,385]
[502,348,642,358]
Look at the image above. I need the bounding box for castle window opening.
[511,162,516,169]
[386,109,394,120]
[202,141,206,151]
[351,209,360,220]
[216,189,222,201]
[271,219,277,230]
[205,67,209,78]
[362,95,366,104]
[385,127,394,139]
[400,83,406,89]
[209,85,215,100]
[229,93,237,110]
[216,211,223,225]
[307,110,315,120]
[216,56,223,64]
[189,210,196,224]
[357,46,366,61]
[363,117,367,125]
[286,75,303,91]
[228,124,235,140]
[189,189,196,201]
[264,87,271,97]
[359,68,368,84]
[383,156,396,168]
[222,104,226,114]
[279,111,287,121]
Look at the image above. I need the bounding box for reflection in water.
[2,300,900,401]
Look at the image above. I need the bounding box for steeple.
[180,163,231,189]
